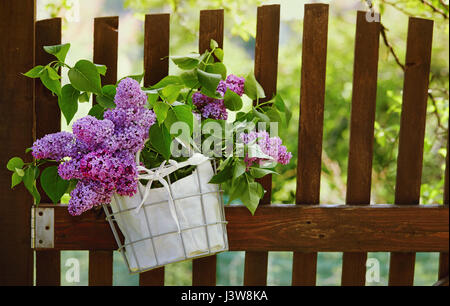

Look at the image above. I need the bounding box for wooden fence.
[0,0,448,286]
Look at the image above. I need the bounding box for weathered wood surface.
[389,16,434,286]
[35,17,62,286]
[341,11,380,286]
[37,204,448,252]
[191,9,225,287]
[140,13,171,286]
[245,4,280,286]
[293,3,329,286]
[0,0,35,285]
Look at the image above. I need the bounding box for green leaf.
[223,89,243,111]
[68,59,102,94]
[210,39,219,49]
[165,104,193,134]
[228,176,247,203]
[23,65,45,78]
[154,101,170,125]
[209,161,234,184]
[180,69,199,88]
[7,157,24,171]
[252,107,270,123]
[274,94,291,126]
[214,48,224,62]
[151,75,183,89]
[59,84,80,125]
[11,172,22,188]
[95,64,107,76]
[15,168,25,177]
[96,85,116,108]
[171,54,199,70]
[23,167,40,204]
[249,167,277,178]
[244,72,266,100]
[205,62,227,79]
[40,69,61,96]
[119,71,145,84]
[245,181,263,215]
[43,43,70,62]
[88,104,105,120]
[149,124,171,160]
[233,159,246,180]
[265,107,283,124]
[46,66,60,80]
[161,84,183,103]
[197,69,222,93]
[40,166,69,203]
[78,92,90,102]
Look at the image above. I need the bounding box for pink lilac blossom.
[240,131,292,170]
[31,77,155,216]
[192,74,244,120]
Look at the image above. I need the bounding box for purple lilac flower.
[114,77,147,109]
[68,179,114,216]
[32,77,156,216]
[201,100,228,120]
[193,74,245,120]
[31,131,78,160]
[72,116,115,148]
[240,131,292,170]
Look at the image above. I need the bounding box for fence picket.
[388,17,433,286]
[35,18,62,286]
[0,0,35,285]
[191,9,224,286]
[292,3,329,286]
[243,4,280,286]
[438,135,449,284]
[88,16,119,286]
[341,11,380,286]
[139,13,170,286]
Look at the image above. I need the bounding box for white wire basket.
[102,153,229,274]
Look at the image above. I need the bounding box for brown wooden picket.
[35,18,62,286]
[388,17,434,286]
[87,16,119,286]
[0,0,448,287]
[139,13,171,286]
[292,3,329,286]
[244,4,280,287]
[341,11,380,286]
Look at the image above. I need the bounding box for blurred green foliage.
[37,0,448,286]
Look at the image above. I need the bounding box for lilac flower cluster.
[240,131,292,170]
[31,78,155,216]
[192,74,245,120]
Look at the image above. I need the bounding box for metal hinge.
[32,207,54,249]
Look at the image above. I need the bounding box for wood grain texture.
[87,16,119,286]
[199,10,224,54]
[144,14,169,87]
[389,17,434,286]
[438,135,449,284]
[293,3,329,286]
[88,250,113,286]
[191,9,224,286]
[192,256,217,286]
[140,13,171,286]
[244,5,280,286]
[0,0,35,286]
[38,204,448,252]
[341,11,380,286]
[35,18,62,286]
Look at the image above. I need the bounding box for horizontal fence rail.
[35,204,449,252]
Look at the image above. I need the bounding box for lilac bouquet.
[8,39,292,215]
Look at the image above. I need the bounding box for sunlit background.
[35,0,448,286]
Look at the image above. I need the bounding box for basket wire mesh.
[102,159,229,274]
